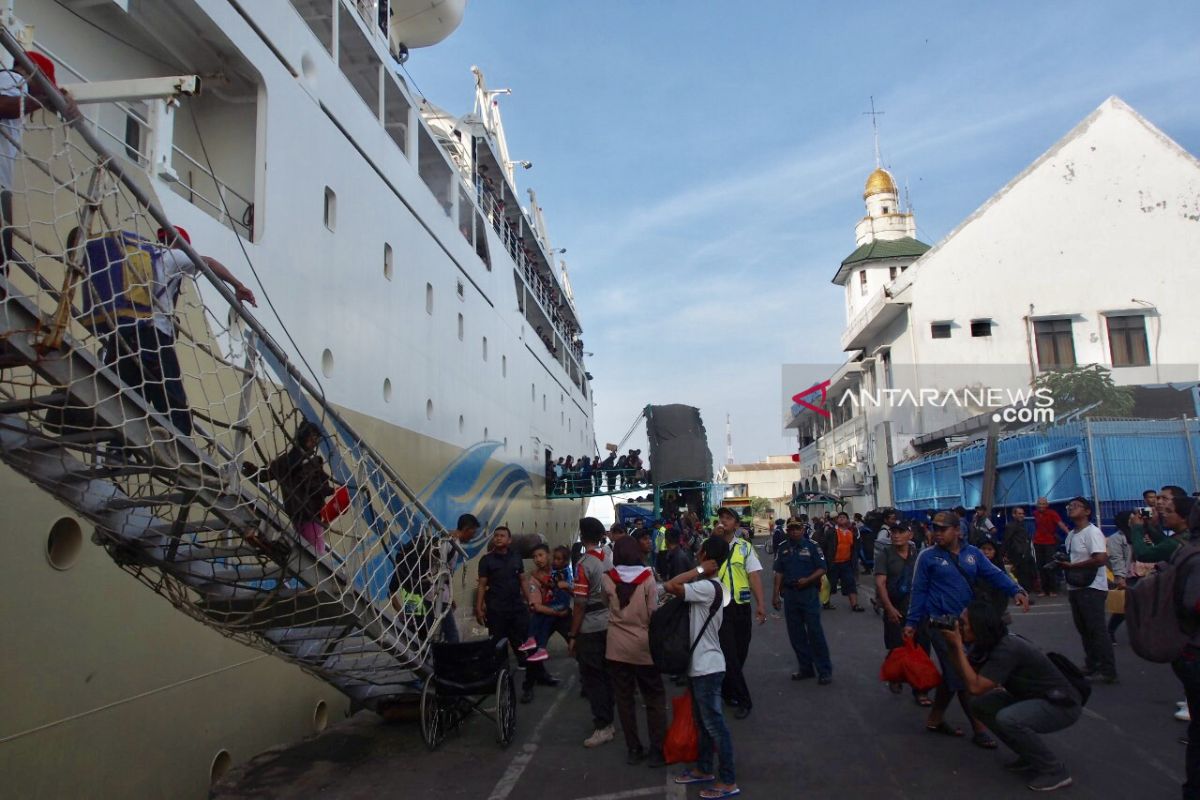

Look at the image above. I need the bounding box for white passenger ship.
[0,1,594,796]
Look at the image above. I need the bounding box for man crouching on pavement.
[939,599,1082,792]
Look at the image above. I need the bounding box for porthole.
[46,517,83,570]
[426,399,433,420]
[210,750,233,786]
[321,349,334,378]
[313,700,329,733]
[383,243,393,281]
[383,378,393,403]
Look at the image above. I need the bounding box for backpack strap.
[688,580,722,657]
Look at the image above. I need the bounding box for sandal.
[926,721,964,737]
[972,731,999,749]
[915,693,933,707]
[699,788,741,799]
[674,770,715,785]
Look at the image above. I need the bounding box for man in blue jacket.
[904,510,1030,747]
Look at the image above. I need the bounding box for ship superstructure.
[0,1,595,796]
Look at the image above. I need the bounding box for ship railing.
[546,468,650,499]
[0,33,462,706]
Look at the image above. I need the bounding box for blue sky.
[407,1,1200,464]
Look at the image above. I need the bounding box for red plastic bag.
[879,639,941,692]
[319,485,351,524]
[663,690,698,764]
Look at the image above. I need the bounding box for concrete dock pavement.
[213,565,1185,799]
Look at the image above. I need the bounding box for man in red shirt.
[1032,497,1069,596]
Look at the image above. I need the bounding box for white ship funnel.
[389,0,468,49]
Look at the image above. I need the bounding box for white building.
[788,97,1200,511]
[718,456,802,518]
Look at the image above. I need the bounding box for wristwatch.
[696,565,705,575]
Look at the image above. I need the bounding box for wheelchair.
[419,638,517,750]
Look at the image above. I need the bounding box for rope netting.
[0,37,452,704]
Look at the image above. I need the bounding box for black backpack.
[649,580,721,674]
[1045,651,1091,706]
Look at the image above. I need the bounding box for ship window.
[383,73,411,156]
[46,517,83,570]
[323,187,336,230]
[568,418,572,432]
[504,436,508,450]
[484,427,489,439]
[425,283,433,315]
[383,243,393,281]
[482,336,488,361]
[457,280,465,299]
[210,751,233,786]
[338,3,381,115]
[426,399,434,420]
[560,411,564,425]
[383,378,393,402]
[531,383,535,402]
[321,348,335,377]
[543,394,546,411]
[459,414,465,433]
[520,445,524,458]
[313,700,329,733]
[457,313,464,341]
[502,355,507,377]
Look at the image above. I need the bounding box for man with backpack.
[939,599,1084,792]
[73,225,256,436]
[664,536,738,799]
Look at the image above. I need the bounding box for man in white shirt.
[1061,496,1117,683]
[665,536,738,798]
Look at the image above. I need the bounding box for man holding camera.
[938,600,1082,792]
[1059,497,1117,684]
[905,510,1030,747]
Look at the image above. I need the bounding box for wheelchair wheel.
[420,676,448,750]
[495,668,516,746]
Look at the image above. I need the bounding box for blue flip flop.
[674,770,715,785]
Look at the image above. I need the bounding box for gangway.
[0,35,457,708]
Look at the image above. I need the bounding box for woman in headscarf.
[602,536,666,767]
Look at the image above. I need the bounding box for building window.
[971,320,993,338]
[889,266,897,281]
[1107,315,1149,367]
[858,270,868,296]
[425,283,433,315]
[930,322,951,339]
[1034,319,1076,370]
[323,187,336,230]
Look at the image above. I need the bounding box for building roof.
[864,167,898,198]
[723,462,800,472]
[840,236,931,268]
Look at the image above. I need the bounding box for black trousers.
[487,607,544,690]
[1035,544,1061,593]
[608,660,666,752]
[1068,588,1116,679]
[108,324,193,435]
[719,601,753,707]
[575,630,614,727]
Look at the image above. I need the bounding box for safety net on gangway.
[0,31,458,708]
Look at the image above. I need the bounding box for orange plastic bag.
[663,690,698,764]
[880,639,941,692]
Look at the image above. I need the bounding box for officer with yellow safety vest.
[710,506,766,719]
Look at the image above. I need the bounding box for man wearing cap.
[772,520,833,684]
[0,52,78,272]
[712,506,765,719]
[905,510,1030,747]
[103,226,255,435]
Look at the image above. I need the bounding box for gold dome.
[863,167,898,198]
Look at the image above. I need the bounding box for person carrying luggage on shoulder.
[241,419,333,554]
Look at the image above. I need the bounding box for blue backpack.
[77,231,159,334]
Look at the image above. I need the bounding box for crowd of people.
[463,484,1200,797]
[544,449,649,496]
